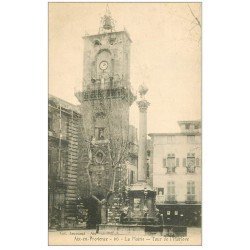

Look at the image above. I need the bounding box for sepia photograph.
[3,1,250,250]
[48,2,201,245]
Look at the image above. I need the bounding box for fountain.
[98,85,187,236]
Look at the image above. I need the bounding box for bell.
[103,16,112,30]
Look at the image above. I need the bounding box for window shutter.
[183,158,186,167]
[192,185,195,195]
[196,158,200,167]
[163,158,166,167]
[187,182,190,194]
[176,158,179,167]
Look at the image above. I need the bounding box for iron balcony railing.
[166,166,176,174]
[185,194,197,203]
[166,194,177,203]
[186,166,196,173]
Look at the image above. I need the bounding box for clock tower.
[75,7,136,227]
[76,8,135,140]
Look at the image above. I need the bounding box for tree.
[187,3,201,43]
[76,87,136,225]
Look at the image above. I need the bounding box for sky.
[49,3,201,133]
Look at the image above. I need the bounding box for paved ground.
[48,227,201,245]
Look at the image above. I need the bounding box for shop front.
[156,203,201,227]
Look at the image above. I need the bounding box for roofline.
[49,94,81,115]
[49,94,79,106]
[178,120,201,124]
[82,30,132,43]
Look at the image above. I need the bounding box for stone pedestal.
[125,85,156,223]
[128,182,156,220]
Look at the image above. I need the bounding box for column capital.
[137,99,150,112]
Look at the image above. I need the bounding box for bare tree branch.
[77,87,133,215]
[187,3,201,28]
[92,195,101,204]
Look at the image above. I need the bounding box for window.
[174,211,178,215]
[95,127,105,140]
[50,147,59,178]
[167,181,176,202]
[187,153,196,173]
[157,188,164,195]
[48,114,53,131]
[60,114,68,140]
[146,163,150,178]
[109,35,116,45]
[167,135,175,144]
[176,158,179,167]
[187,181,195,195]
[163,158,166,167]
[58,150,67,180]
[187,181,196,202]
[166,154,175,173]
[167,181,175,195]
[94,40,101,46]
[196,158,200,167]
[187,135,195,143]
[183,158,186,167]
[130,170,134,184]
[185,124,190,130]
[167,211,171,215]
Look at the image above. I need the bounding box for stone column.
[137,85,150,182]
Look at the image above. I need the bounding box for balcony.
[166,166,176,174]
[166,194,177,204]
[185,194,197,204]
[75,84,136,105]
[186,166,196,174]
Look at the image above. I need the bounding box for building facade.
[48,95,81,228]
[74,11,138,228]
[148,121,201,227]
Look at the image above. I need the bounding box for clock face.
[99,61,108,70]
